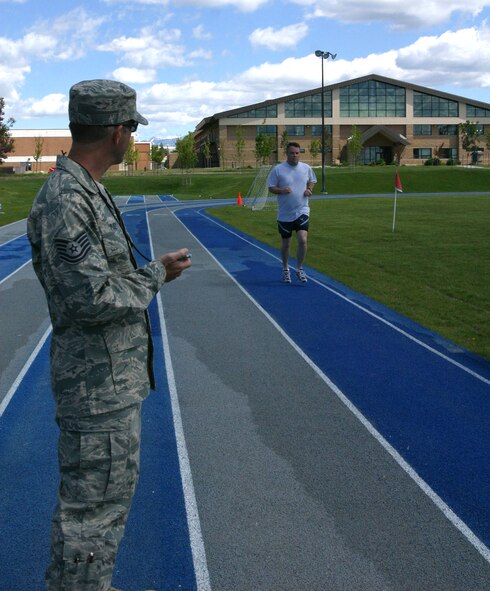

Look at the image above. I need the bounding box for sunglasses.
[122,120,138,133]
[105,120,138,133]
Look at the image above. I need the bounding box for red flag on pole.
[395,170,403,192]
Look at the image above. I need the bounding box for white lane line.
[171,207,490,565]
[197,209,490,386]
[0,232,28,248]
[146,208,212,591]
[0,259,32,286]
[0,324,52,418]
[0,234,32,285]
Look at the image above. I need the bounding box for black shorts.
[277,214,310,239]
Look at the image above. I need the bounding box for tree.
[254,133,275,165]
[348,125,363,167]
[175,132,197,183]
[33,136,44,172]
[150,144,165,172]
[460,120,481,164]
[123,138,139,174]
[280,129,289,152]
[0,97,15,164]
[485,129,490,164]
[219,141,226,168]
[203,140,211,168]
[234,126,245,168]
[175,132,197,169]
[309,139,321,164]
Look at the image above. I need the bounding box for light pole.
[315,50,336,193]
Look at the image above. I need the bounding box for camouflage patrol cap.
[69,79,148,126]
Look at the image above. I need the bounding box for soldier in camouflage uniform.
[27,79,191,591]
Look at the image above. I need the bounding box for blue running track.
[0,207,197,591]
[1,198,489,589]
[175,206,490,549]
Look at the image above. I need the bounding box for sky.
[2,0,490,142]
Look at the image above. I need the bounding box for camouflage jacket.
[27,156,166,428]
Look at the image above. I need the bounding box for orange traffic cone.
[237,191,243,206]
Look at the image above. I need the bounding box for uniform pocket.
[103,321,150,396]
[59,411,140,504]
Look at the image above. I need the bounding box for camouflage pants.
[46,404,141,591]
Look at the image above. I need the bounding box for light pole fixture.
[315,50,337,194]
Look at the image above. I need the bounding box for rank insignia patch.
[54,232,91,264]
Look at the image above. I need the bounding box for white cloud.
[98,28,191,68]
[115,22,490,137]
[0,63,30,107]
[396,26,490,87]
[25,93,67,117]
[295,0,490,30]
[112,67,157,84]
[193,24,213,40]
[27,7,106,60]
[249,22,308,50]
[103,0,268,11]
[189,48,213,60]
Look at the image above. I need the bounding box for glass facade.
[256,125,277,136]
[438,125,458,135]
[413,124,432,136]
[311,124,332,136]
[285,91,332,118]
[439,148,458,159]
[360,146,393,164]
[413,148,432,159]
[466,104,490,117]
[339,80,406,117]
[285,125,305,136]
[230,104,277,118]
[413,92,458,117]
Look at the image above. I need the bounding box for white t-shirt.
[268,161,317,222]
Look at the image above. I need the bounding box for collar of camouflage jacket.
[54,155,99,196]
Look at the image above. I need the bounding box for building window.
[413,92,458,117]
[311,124,333,136]
[339,80,406,117]
[466,104,490,117]
[438,148,458,159]
[256,125,277,137]
[285,125,305,136]
[413,124,432,136]
[285,90,332,118]
[437,125,458,136]
[475,123,485,135]
[360,146,390,164]
[413,148,432,159]
[230,104,277,118]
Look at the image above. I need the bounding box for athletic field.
[0,194,489,590]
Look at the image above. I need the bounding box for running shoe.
[282,268,292,283]
[296,268,307,283]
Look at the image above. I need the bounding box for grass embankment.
[1,166,489,360]
[211,194,490,360]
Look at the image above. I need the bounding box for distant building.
[2,129,151,173]
[193,73,490,168]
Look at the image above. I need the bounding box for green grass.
[0,170,256,226]
[1,166,489,360]
[210,194,490,360]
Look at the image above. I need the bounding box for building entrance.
[360,146,393,165]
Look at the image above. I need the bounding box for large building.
[2,129,151,174]
[193,73,490,168]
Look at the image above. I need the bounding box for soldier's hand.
[159,248,192,282]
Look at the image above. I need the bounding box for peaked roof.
[194,73,490,131]
[361,125,410,145]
